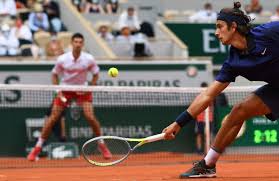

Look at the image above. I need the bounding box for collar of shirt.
[231,33,256,56]
[70,52,81,62]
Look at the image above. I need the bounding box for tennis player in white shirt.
[27,33,112,161]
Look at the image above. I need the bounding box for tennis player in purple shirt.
[163,1,279,178]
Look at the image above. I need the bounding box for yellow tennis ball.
[108,67,119,77]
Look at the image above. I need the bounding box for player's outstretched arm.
[163,81,229,140]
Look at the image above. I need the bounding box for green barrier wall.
[165,23,229,65]
[0,106,196,156]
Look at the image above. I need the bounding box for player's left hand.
[162,122,181,140]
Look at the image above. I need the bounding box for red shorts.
[53,91,92,107]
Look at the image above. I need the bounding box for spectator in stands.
[43,0,66,33]
[14,15,40,57]
[270,6,279,22]
[116,26,136,42]
[245,0,263,14]
[0,0,17,17]
[15,15,33,45]
[84,0,104,14]
[118,7,140,33]
[45,34,64,57]
[0,21,19,56]
[97,23,114,42]
[189,2,217,23]
[72,0,83,12]
[28,3,49,33]
[15,0,26,9]
[116,26,152,57]
[105,0,118,14]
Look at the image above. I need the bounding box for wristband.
[175,111,194,127]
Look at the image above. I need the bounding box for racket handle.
[145,133,165,143]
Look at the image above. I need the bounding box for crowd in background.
[186,0,279,23]
[1,0,279,59]
[0,0,68,58]
[72,0,119,14]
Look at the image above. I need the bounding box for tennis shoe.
[180,159,216,178]
[27,146,42,161]
[98,143,112,159]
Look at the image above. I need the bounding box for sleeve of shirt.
[215,61,237,83]
[52,57,63,75]
[28,13,38,31]
[88,55,100,75]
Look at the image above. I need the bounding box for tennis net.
[0,84,278,168]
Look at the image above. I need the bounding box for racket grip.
[145,133,165,143]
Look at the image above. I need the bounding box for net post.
[204,107,210,153]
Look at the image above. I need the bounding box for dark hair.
[71,33,84,41]
[204,3,212,10]
[219,2,252,35]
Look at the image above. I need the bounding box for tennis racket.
[82,133,165,166]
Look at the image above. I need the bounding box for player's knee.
[232,103,249,118]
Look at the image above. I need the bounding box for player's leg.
[81,101,112,159]
[41,104,65,139]
[81,102,102,136]
[180,92,272,178]
[27,101,66,161]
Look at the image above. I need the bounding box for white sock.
[35,137,45,148]
[204,148,220,167]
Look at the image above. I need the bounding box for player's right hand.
[162,122,181,140]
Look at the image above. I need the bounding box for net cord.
[0,84,260,93]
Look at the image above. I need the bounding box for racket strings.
[83,138,130,164]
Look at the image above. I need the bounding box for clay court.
[1,153,279,181]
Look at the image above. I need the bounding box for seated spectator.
[0,22,19,56]
[43,0,66,33]
[189,2,217,23]
[28,3,49,33]
[0,0,17,17]
[116,26,152,57]
[97,23,114,41]
[15,15,32,45]
[84,0,104,14]
[72,0,82,12]
[118,7,140,33]
[105,0,118,14]
[15,0,26,9]
[45,34,64,57]
[270,6,279,22]
[115,26,132,42]
[245,0,263,14]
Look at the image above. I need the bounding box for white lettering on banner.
[98,80,180,87]
[70,125,153,139]
[202,29,226,53]
[252,117,278,125]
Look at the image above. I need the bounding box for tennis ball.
[108,67,119,77]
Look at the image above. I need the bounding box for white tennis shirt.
[52,51,100,85]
